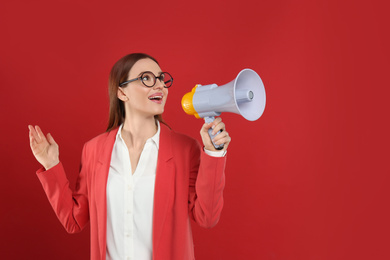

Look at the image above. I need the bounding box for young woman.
[28,53,231,260]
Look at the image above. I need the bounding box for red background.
[1,0,389,259]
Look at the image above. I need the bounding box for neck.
[121,115,157,149]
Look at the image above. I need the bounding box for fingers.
[200,117,223,134]
[212,130,231,146]
[28,125,34,141]
[28,125,39,142]
[28,125,40,150]
[28,125,53,153]
[211,118,231,149]
[200,117,232,151]
[204,117,225,136]
[210,118,225,136]
[35,125,47,142]
[28,125,46,143]
[200,122,213,135]
[46,133,57,146]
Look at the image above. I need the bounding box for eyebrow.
[137,71,163,77]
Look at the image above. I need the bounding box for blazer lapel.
[95,127,118,259]
[153,124,175,252]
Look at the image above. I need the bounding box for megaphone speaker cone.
[233,69,266,121]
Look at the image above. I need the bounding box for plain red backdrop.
[1,0,389,259]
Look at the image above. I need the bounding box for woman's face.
[118,58,168,119]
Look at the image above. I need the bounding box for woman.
[28,53,231,260]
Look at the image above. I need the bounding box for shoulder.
[83,127,119,152]
[172,130,198,146]
[161,124,201,153]
[78,128,118,165]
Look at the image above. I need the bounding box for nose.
[153,78,165,89]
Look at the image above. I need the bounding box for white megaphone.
[181,68,266,149]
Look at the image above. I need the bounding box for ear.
[117,87,128,101]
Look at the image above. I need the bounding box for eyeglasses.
[119,71,173,88]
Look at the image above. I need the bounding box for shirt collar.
[116,121,160,149]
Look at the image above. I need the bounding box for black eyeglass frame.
[119,71,173,88]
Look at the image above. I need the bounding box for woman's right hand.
[28,125,60,170]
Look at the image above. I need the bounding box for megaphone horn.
[181,68,266,149]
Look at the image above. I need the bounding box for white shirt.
[106,123,159,260]
[106,121,226,260]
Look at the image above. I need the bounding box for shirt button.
[126,233,130,237]
[127,210,131,214]
[127,185,132,190]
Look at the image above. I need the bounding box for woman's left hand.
[200,117,231,152]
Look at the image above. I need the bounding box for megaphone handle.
[205,116,224,150]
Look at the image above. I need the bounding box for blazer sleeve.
[188,140,226,228]
[36,144,89,234]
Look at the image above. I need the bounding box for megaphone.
[181,68,266,149]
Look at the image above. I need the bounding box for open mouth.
[148,95,163,101]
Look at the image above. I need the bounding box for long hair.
[106,53,167,132]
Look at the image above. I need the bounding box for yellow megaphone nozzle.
[181,85,200,118]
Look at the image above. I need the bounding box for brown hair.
[106,53,167,132]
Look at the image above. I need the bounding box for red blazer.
[37,124,226,260]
